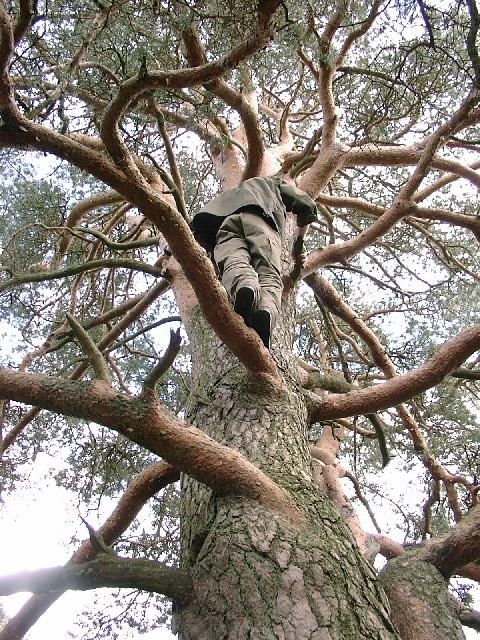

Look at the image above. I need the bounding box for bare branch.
[315,193,480,240]
[415,159,480,202]
[0,3,15,110]
[0,555,192,602]
[52,191,126,268]
[416,503,480,577]
[373,525,480,584]
[450,367,480,380]
[147,97,186,210]
[104,317,181,356]
[79,516,115,556]
[335,1,383,68]
[466,0,480,87]
[459,607,480,633]
[182,25,265,180]
[143,328,182,391]
[13,0,35,45]
[72,226,161,251]
[66,313,111,384]
[308,323,480,421]
[305,138,480,272]
[0,258,164,293]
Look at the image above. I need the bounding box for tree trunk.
[172,306,399,639]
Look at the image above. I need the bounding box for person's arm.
[279,181,318,224]
[278,180,317,266]
[292,225,309,268]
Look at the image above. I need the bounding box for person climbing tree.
[192,174,318,347]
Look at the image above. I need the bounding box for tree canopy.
[0,0,479,638]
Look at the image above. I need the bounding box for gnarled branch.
[0,368,300,521]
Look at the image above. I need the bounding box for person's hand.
[292,236,306,268]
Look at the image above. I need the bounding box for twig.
[104,316,181,355]
[343,469,382,533]
[143,328,182,391]
[79,516,115,556]
[66,313,111,384]
[145,153,188,220]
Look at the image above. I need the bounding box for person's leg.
[213,214,259,324]
[242,213,283,347]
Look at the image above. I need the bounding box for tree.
[0,0,479,638]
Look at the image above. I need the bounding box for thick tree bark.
[173,304,399,639]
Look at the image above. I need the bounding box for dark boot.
[251,309,272,349]
[234,287,255,326]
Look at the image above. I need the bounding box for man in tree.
[192,174,318,348]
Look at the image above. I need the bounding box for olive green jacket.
[192,176,318,252]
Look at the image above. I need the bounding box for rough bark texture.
[379,556,466,640]
[173,302,399,639]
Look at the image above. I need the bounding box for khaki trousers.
[213,212,283,328]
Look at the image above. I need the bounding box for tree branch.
[459,607,480,632]
[0,4,14,97]
[182,25,265,180]
[308,324,480,421]
[372,531,480,583]
[100,0,281,172]
[314,193,480,240]
[450,367,480,380]
[66,313,111,384]
[104,316,181,356]
[334,1,382,69]
[466,0,480,87]
[306,143,480,272]
[0,555,192,603]
[148,97,185,201]
[416,503,480,577]
[0,258,164,293]
[13,0,35,45]
[0,369,300,521]
[0,460,179,640]
[71,226,161,252]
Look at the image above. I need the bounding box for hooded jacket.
[192,176,318,252]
